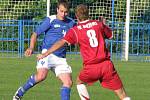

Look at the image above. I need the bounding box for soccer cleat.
[13,87,22,100]
[13,94,21,100]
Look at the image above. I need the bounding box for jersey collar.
[79,20,89,23]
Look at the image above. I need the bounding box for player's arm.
[102,23,113,39]
[37,39,67,60]
[99,16,106,25]
[24,32,37,57]
[37,28,77,60]
[25,17,51,57]
[104,25,113,39]
[99,16,113,39]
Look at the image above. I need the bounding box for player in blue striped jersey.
[13,0,76,100]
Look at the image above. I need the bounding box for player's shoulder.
[66,16,74,21]
[65,16,76,23]
[89,19,99,23]
[47,15,57,23]
[86,20,101,27]
[90,19,103,27]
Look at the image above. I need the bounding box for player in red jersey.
[37,4,131,100]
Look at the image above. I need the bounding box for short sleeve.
[103,24,113,39]
[34,17,51,35]
[63,28,78,44]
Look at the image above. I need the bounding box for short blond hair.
[75,4,89,21]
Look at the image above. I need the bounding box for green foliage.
[0,0,46,20]
[0,0,150,22]
[0,0,150,55]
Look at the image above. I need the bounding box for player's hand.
[37,54,45,60]
[99,16,106,25]
[24,48,33,57]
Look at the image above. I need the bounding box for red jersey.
[64,20,113,65]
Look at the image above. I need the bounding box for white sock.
[77,84,90,100]
[123,97,131,100]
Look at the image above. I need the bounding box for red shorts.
[79,60,123,90]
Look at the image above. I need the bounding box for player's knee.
[63,79,73,87]
[35,74,47,82]
[114,87,130,100]
[76,77,84,85]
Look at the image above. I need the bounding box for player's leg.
[58,73,72,100]
[13,49,49,100]
[13,68,48,100]
[13,69,48,98]
[100,60,131,100]
[76,77,90,100]
[113,87,131,100]
[50,54,72,100]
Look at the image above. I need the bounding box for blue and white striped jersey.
[35,15,76,58]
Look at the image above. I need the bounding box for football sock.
[123,97,131,100]
[77,84,90,100]
[61,86,71,100]
[17,74,36,97]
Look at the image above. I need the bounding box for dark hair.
[75,4,89,21]
[57,0,69,10]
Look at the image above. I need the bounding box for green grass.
[0,55,150,100]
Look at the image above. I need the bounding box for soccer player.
[37,4,131,100]
[13,0,75,100]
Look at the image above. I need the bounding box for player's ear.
[57,7,59,13]
[75,14,77,19]
[75,14,79,22]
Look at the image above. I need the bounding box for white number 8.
[86,29,98,47]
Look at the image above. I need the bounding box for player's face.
[57,4,68,20]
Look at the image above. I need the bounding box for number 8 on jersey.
[86,29,98,47]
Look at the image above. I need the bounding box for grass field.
[0,55,150,100]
